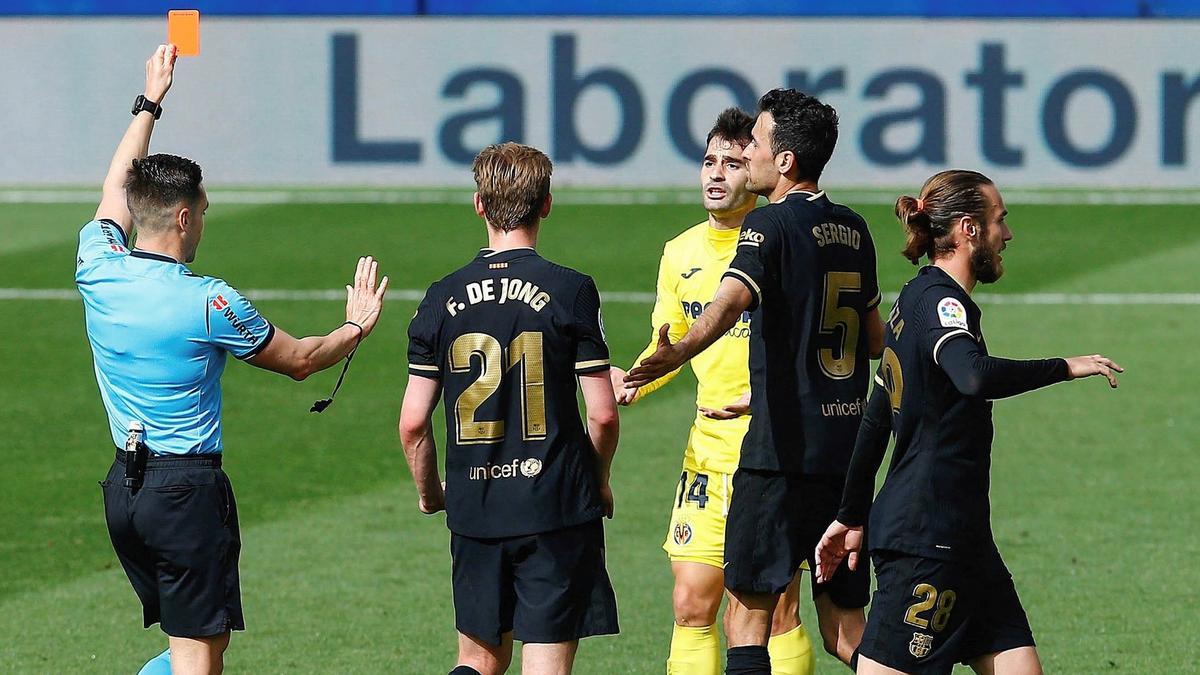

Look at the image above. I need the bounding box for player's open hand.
[145,44,177,104]
[345,256,389,338]
[1065,354,1124,388]
[699,391,750,420]
[609,366,638,405]
[814,520,864,584]
[625,324,684,389]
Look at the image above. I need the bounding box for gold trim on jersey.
[575,358,610,370]
[724,268,761,299]
[409,363,439,372]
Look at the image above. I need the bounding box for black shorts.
[100,452,243,638]
[723,469,869,606]
[858,548,1035,674]
[450,519,619,646]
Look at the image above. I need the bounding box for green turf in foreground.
[1,200,1198,672]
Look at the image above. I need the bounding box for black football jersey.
[407,247,610,538]
[723,191,881,475]
[868,265,996,560]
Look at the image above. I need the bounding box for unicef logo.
[519,458,543,478]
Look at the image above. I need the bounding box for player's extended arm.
[611,252,688,404]
[249,257,389,380]
[865,306,885,359]
[399,374,446,514]
[814,384,892,583]
[625,277,751,388]
[580,371,620,518]
[95,44,177,235]
[938,338,1124,398]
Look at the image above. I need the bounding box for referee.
[78,45,388,675]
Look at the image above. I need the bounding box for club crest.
[672,522,693,546]
[909,632,934,659]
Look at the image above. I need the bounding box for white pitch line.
[5,188,1200,206]
[5,288,1199,305]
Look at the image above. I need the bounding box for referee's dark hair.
[706,107,755,148]
[757,88,839,183]
[124,154,204,232]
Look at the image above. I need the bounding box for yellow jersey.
[633,221,751,475]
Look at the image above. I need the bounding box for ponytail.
[896,194,933,265]
[895,170,993,265]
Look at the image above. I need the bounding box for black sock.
[449,667,482,675]
[726,645,771,675]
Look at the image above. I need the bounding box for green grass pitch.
[1,195,1197,673]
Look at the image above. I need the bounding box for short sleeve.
[407,285,444,378]
[76,219,129,268]
[920,288,978,366]
[573,277,610,374]
[205,280,274,360]
[723,210,781,312]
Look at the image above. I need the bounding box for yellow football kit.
[648,221,814,675]
[632,221,750,567]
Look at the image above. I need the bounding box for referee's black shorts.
[100,452,244,638]
[724,469,870,607]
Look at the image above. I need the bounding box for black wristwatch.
[131,95,162,120]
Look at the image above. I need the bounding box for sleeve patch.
[937,297,969,329]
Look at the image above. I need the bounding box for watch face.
[132,95,147,116]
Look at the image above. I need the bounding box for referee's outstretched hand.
[814,520,864,585]
[345,256,389,338]
[145,43,177,104]
[625,324,685,389]
[1064,354,1124,388]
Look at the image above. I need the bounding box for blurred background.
[1,2,1197,673]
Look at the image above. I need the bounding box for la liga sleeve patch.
[937,297,969,329]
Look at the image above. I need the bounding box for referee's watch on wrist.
[131,95,163,120]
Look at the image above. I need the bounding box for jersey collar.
[923,265,978,306]
[772,189,826,204]
[476,247,539,262]
[129,249,183,265]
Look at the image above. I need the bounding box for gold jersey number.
[818,271,862,380]
[449,331,547,444]
[903,583,958,633]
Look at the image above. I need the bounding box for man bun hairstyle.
[757,88,839,182]
[124,154,203,233]
[896,169,994,264]
[472,142,553,233]
[706,107,755,148]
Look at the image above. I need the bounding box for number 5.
[818,271,862,380]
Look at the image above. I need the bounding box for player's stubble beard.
[744,153,777,198]
[971,227,1004,284]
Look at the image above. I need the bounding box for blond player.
[610,109,814,675]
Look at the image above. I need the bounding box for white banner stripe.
[5,188,1200,206]
[7,288,1200,305]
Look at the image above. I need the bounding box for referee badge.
[909,632,934,659]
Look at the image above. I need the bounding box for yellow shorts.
[662,454,732,569]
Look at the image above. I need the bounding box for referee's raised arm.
[95,44,176,236]
[80,43,390,675]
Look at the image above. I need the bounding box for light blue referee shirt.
[75,219,274,455]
